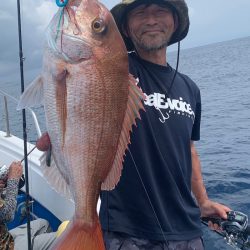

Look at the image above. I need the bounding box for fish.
[17,0,145,249]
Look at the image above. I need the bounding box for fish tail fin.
[52,219,105,250]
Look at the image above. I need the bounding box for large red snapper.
[18,0,145,249]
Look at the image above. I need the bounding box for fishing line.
[123,41,181,246]
[166,41,180,97]
[60,9,65,52]
[55,8,64,45]
[65,7,81,35]
[128,148,168,245]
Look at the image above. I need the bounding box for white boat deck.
[0,131,75,222]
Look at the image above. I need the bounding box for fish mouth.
[47,32,93,64]
[62,34,92,47]
[60,34,93,63]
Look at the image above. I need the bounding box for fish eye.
[92,18,106,33]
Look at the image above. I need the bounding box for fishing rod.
[20,146,37,163]
[0,146,37,190]
[202,211,250,250]
[16,0,32,249]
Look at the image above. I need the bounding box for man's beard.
[132,34,171,52]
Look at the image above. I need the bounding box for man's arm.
[0,179,19,223]
[0,161,23,223]
[191,141,208,206]
[190,141,231,220]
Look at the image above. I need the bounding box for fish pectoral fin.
[39,152,72,200]
[17,75,44,110]
[101,74,146,191]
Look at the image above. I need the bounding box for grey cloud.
[0,0,56,82]
[1,0,250,84]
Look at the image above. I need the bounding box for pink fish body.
[18,0,145,249]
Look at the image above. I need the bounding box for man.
[0,162,56,250]
[0,161,23,249]
[99,0,231,249]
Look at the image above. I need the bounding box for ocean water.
[1,36,250,249]
[169,36,250,249]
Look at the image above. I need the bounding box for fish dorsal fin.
[101,74,145,190]
[39,152,73,200]
[17,75,44,110]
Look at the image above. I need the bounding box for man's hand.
[8,161,23,180]
[200,199,231,231]
[36,132,51,151]
[0,180,5,189]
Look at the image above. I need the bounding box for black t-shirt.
[100,52,202,241]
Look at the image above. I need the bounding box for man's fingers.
[208,221,222,232]
[36,132,51,151]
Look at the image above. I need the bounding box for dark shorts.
[103,231,204,250]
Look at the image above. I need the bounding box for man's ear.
[122,24,129,37]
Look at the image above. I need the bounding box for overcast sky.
[0,0,250,84]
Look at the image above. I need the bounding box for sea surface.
[1,36,250,249]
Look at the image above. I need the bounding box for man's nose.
[144,13,158,25]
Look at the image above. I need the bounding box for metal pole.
[3,96,11,137]
[16,0,32,249]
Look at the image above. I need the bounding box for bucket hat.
[111,0,190,51]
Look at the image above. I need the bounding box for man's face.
[125,3,176,51]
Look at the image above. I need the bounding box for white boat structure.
[0,89,74,231]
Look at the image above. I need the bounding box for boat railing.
[0,89,42,138]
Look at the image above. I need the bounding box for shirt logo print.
[144,92,195,123]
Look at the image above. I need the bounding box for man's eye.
[133,10,145,17]
[158,9,171,14]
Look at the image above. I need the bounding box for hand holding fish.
[36,132,51,152]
